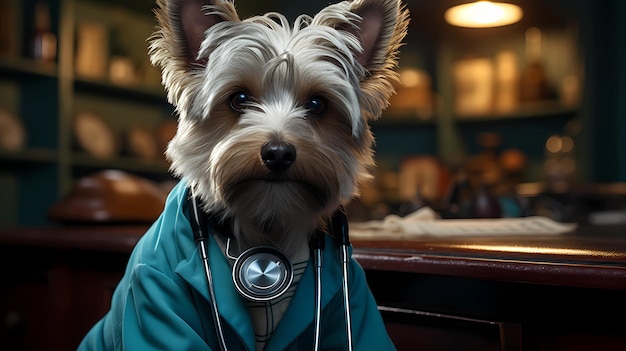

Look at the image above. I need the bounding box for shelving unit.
[0,0,172,229]
[2,0,624,229]
[370,0,586,187]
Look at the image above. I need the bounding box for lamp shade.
[445,1,523,28]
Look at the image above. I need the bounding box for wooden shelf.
[70,152,169,174]
[0,57,58,79]
[454,101,578,123]
[373,116,437,128]
[73,77,165,102]
[0,148,58,164]
[0,0,174,229]
[374,102,577,127]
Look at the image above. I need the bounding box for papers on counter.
[350,207,577,238]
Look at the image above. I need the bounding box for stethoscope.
[188,194,354,351]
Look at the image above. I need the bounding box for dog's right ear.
[150,0,239,116]
[180,0,227,64]
[152,0,239,66]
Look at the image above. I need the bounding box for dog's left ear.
[349,0,409,119]
[316,0,409,120]
[345,0,408,71]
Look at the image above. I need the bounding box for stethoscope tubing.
[191,195,229,351]
[197,239,229,351]
[189,193,353,351]
[339,244,354,351]
[312,247,323,351]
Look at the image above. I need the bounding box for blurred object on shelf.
[494,50,519,113]
[126,125,159,161]
[525,27,542,63]
[109,56,138,86]
[0,1,17,57]
[471,183,502,218]
[520,27,555,102]
[377,168,400,206]
[75,21,109,79]
[443,171,505,219]
[444,132,527,219]
[544,133,576,193]
[500,149,527,180]
[449,25,577,118]
[453,57,494,116]
[387,67,434,120]
[48,169,168,224]
[518,182,626,224]
[73,111,119,159]
[397,156,450,215]
[31,1,56,62]
[465,132,503,189]
[560,73,581,108]
[520,61,554,102]
[0,108,26,151]
[443,170,472,218]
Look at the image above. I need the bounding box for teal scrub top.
[77,180,396,351]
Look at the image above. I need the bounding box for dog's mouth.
[226,176,329,209]
[248,176,322,194]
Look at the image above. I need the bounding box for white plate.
[74,111,118,159]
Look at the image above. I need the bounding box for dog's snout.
[261,141,296,173]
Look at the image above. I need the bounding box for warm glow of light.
[560,136,574,153]
[445,1,523,28]
[449,244,617,258]
[399,68,424,88]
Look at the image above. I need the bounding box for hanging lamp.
[445,1,523,28]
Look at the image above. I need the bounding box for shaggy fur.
[149,0,409,256]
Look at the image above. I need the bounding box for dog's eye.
[230,92,251,112]
[305,97,326,116]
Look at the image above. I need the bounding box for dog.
[78,0,408,350]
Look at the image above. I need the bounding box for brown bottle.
[31,1,57,61]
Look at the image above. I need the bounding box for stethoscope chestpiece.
[232,246,294,302]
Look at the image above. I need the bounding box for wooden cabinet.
[0,0,171,229]
[353,231,626,351]
[0,226,146,351]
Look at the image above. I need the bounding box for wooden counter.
[0,224,625,350]
[352,229,626,291]
[350,227,626,351]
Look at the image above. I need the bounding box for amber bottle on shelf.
[31,1,57,62]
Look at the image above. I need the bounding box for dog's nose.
[261,141,296,173]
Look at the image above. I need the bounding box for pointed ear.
[326,0,409,120]
[151,0,239,67]
[345,0,409,72]
[180,0,226,64]
[150,0,239,118]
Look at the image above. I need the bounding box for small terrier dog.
[79,0,409,350]
[153,0,408,255]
